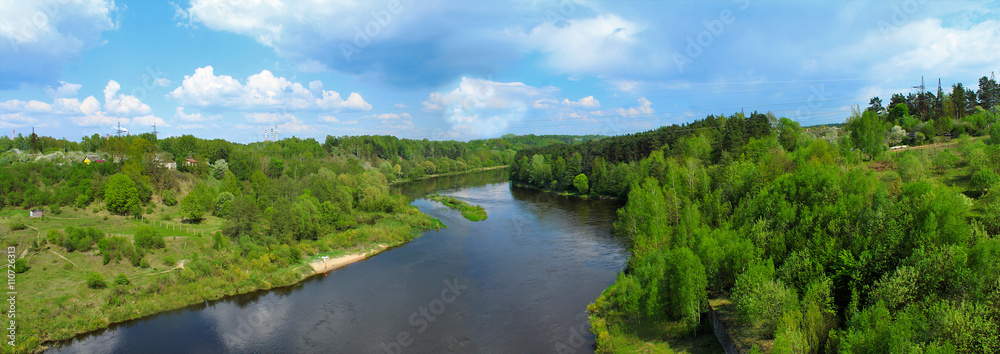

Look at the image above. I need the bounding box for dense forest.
[0,132,581,353]
[511,76,1000,352]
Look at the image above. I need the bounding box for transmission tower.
[912,76,926,117]
[152,122,158,139]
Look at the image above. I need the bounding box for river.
[48,170,628,353]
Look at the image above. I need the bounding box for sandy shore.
[308,245,389,274]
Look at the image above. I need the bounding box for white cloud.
[366,113,412,120]
[103,80,153,116]
[169,66,371,112]
[319,115,339,123]
[0,83,161,129]
[423,77,555,138]
[517,14,648,76]
[132,115,170,128]
[44,81,83,98]
[394,103,408,109]
[153,78,172,87]
[175,107,221,122]
[616,97,654,118]
[831,18,1000,81]
[0,0,118,88]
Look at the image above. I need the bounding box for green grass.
[426,194,488,221]
[1,200,443,353]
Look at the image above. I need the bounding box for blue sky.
[1,0,998,142]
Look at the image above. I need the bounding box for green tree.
[572,173,589,194]
[266,158,284,178]
[211,159,228,180]
[849,110,890,160]
[104,173,142,216]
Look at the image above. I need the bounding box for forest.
[511,76,1000,352]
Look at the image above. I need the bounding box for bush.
[163,256,176,267]
[86,271,107,289]
[49,204,62,215]
[62,226,104,252]
[7,215,26,231]
[97,236,135,265]
[134,225,166,250]
[13,259,28,273]
[114,273,130,285]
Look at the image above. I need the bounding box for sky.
[1,0,998,143]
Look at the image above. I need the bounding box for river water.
[48,170,628,353]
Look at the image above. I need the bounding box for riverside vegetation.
[0,133,590,353]
[512,75,1000,353]
[426,193,488,221]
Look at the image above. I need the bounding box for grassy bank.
[426,193,488,221]
[2,202,443,353]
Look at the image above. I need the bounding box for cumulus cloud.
[422,77,557,138]
[179,0,531,87]
[518,14,648,76]
[169,66,371,112]
[0,0,118,89]
[152,78,172,87]
[865,19,1000,79]
[175,107,220,122]
[103,80,153,116]
[366,113,412,120]
[44,81,83,98]
[0,83,161,129]
[616,97,654,118]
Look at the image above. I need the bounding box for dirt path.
[143,259,188,277]
[49,250,84,271]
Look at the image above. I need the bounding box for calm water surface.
[49,170,628,353]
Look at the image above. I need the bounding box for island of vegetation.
[512,75,1000,353]
[427,193,488,221]
[0,132,598,353]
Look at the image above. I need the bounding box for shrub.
[86,271,107,289]
[134,225,166,250]
[13,259,28,273]
[49,204,62,215]
[114,273,130,285]
[163,256,176,267]
[97,236,135,265]
[7,216,26,231]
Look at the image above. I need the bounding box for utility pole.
[152,122,158,139]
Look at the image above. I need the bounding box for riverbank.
[307,244,389,274]
[10,204,443,353]
[390,165,508,185]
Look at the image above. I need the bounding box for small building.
[185,158,198,166]
[29,209,44,218]
[163,162,177,170]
